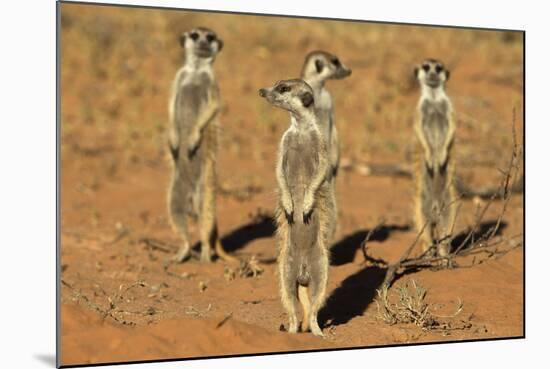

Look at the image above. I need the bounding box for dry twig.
[61,279,149,325]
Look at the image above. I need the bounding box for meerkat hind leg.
[280,260,300,333]
[173,239,191,262]
[437,200,456,259]
[199,164,215,263]
[415,186,436,256]
[170,206,191,262]
[308,254,328,337]
[169,185,192,263]
[200,158,239,264]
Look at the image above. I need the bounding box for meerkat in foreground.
[259,79,335,337]
[167,27,237,264]
[413,59,458,257]
[301,52,351,235]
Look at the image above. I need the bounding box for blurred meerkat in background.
[167,27,237,264]
[413,58,458,258]
[301,51,352,237]
[259,79,335,336]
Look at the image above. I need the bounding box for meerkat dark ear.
[179,33,186,47]
[414,66,419,79]
[217,38,224,52]
[445,70,451,81]
[315,59,324,73]
[301,91,314,108]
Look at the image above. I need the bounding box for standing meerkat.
[259,79,335,337]
[301,52,351,238]
[167,27,237,264]
[413,59,458,257]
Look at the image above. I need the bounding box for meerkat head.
[179,27,223,60]
[414,59,450,89]
[301,51,352,83]
[259,79,315,116]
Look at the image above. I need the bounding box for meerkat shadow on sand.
[449,220,508,253]
[330,224,410,266]
[220,214,277,253]
[318,265,387,328]
[183,214,276,258]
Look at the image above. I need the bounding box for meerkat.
[259,79,335,336]
[413,59,458,258]
[301,51,351,237]
[167,27,237,264]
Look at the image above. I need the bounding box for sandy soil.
[59,3,524,366]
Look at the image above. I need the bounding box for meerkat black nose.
[259,88,267,97]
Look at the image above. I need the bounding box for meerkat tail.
[298,285,311,332]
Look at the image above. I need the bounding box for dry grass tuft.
[224,256,264,280]
[376,280,471,334]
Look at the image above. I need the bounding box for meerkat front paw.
[281,196,294,224]
[436,152,448,171]
[168,142,179,161]
[425,155,436,176]
[331,165,338,178]
[187,130,201,157]
[303,191,315,224]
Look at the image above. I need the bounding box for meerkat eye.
[435,65,443,73]
[315,59,324,73]
[206,34,216,43]
[422,64,430,72]
[190,32,199,41]
[276,84,290,93]
[331,57,341,67]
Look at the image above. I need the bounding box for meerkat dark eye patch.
[300,91,314,108]
[206,34,216,43]
[315,59,324,73]
[445,70,450,80]
[331,57,341,67]
[435,64,443,73]
[276,84,290,94]
[190,32,199,41]
[422,64,430,72]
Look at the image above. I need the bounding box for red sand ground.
[59,4,524,366]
